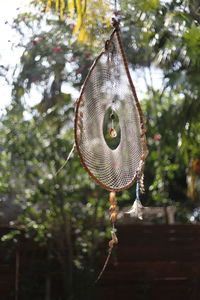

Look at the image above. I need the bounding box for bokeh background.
[0,0,200,299]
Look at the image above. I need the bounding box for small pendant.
[109,128,117,138]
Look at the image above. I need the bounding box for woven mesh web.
[75,30,144,191]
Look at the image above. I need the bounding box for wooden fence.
[1,224,200,299]
[97,224,200,300]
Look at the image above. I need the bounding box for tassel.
[125,179,144,220]
[95,192,118,283]
[125,199,144,220]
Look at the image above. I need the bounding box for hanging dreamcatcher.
[53,3,148,281]
[74,16,148,280]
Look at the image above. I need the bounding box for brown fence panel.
[97,224,200,300]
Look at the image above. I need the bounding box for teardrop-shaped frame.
[74,24,147,192]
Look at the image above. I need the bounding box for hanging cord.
[95,192,118,283]
[136,178,140,201]
[54,142,75,176]
[114,0,117,12]
[113,0,121,21]
[54,97,79,177]
[114,0,120,15]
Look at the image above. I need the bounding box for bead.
[109,128,117,138]
[109,204,117,212]
[110,212,118,222]
[109,192,116,204]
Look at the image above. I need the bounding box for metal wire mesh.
[75,30,144,191]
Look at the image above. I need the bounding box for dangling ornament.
[126,179,144,220]
[74,17,148,280]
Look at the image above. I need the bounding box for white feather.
[125,199,144,220]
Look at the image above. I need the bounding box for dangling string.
[53,97,78,177]
[114,0,117,12]
[54,142,75,176]
[114,0,120,20]
[136,178,140,201]
[95,191,118,283]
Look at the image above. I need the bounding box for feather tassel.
[125,199,144,220]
